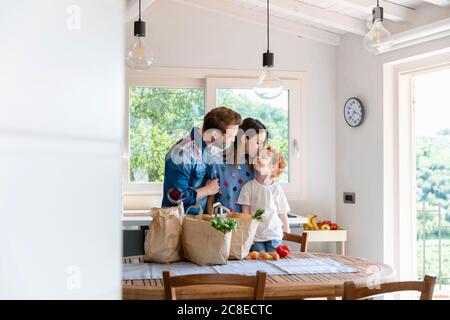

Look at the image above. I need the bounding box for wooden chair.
[343,275,436,300]
[162,271,267,300]
[283,232,309,252]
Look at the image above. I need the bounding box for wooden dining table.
[122,252,394,300]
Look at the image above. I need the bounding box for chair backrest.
[162,271,267,300]
[282,232,309,253]
[343,275,436,300]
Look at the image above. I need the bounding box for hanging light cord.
[267,0,270,52]
[377,0,379,7]
[139,0,141,21]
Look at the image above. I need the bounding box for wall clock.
[344,97,364,127]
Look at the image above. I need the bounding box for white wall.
[0,0,124,299]
[336,31,450,262]
[125,0,337,222]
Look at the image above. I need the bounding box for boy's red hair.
[260,145,286,179]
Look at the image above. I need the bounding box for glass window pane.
[414,68,450,286]
[129,87,205,183]
[217,88,289,183]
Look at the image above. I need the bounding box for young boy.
[237,146,291,252]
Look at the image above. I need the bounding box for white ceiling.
[126,0,450,45]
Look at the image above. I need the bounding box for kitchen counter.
[122,210,308,229]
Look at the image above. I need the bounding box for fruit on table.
[304,216,341,231]
[249,251,259,260]
[260,252,271,260]
[311,216,320,230]
[271,253,280,260]
[304,214,320,230]
[276,244,291,257]
[320,224,331,230]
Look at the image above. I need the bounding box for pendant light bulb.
[254,0,283,100]
[126,0,154,71]
[363,1,393,54]
[126,36,154,70]
[255,65,283,99]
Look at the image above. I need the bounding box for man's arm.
[196,179,220,202]
[164,158,219,207]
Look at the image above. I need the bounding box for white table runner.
[123,257,358,280]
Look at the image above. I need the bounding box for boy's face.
[254,149,275,175]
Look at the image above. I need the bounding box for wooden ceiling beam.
[170,0,341,45]
[335,0,415,22]
[239,0,367,35]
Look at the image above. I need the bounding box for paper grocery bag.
[227,213,259,260]
[144,204,184,263]
[181,213,232,266]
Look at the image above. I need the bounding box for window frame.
[124,67,305,200]
[124,76,206,195]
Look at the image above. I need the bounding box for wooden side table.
[303,230,347,255]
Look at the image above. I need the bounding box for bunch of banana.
[303,214,320,230]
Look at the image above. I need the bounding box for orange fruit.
[260,252,271,260]
[271,253,280,260]
[249,251,259,260]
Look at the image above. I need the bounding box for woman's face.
[244,130,267,159]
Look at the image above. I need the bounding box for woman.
[207,118,269,213]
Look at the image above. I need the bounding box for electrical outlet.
[343,192,355,204]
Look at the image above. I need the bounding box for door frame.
[383,50,450,283]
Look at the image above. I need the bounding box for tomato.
[249,251,259,260]
[276,244,291,257]
[271,253,280,260]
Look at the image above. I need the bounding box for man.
[162,107,242,213]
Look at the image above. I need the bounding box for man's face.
[223,125,239,148]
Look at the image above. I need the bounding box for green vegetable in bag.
[211,216,239,234]
[254,209,265,222]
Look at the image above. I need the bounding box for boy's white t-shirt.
[237,179,290,242]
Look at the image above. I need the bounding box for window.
[129,87,205,183]
[124,69,303,199]
[413,67,450,289]
[216,88,289,183]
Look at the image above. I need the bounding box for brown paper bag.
[181,207,232,265]
[144,204,184,263]
[227,213,259,260]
